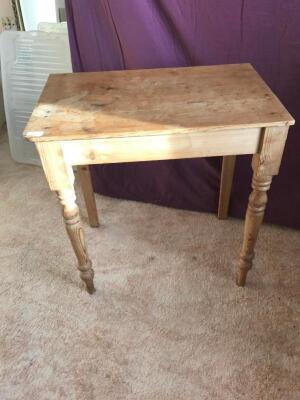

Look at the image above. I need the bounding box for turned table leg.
[36,142,96,293]
[236,172,272,286]
[236,126,289,286]
[57,188,95,294]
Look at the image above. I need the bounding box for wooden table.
[24,64,294,293]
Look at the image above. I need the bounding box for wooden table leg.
[36,142,96,293]
[237,171,272,286]
[236,126,289,286]
[76,165,100,228]
[218,155,236,219]
[57,188,95,294]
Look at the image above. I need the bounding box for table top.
[24,63,294,142]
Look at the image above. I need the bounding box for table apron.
[59,127,262,166]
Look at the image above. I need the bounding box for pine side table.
[23,64,295,293]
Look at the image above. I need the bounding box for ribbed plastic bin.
[0,29,72,165]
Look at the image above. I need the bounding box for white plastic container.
[0,29,72,165]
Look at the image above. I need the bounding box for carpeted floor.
[0,129,299,400]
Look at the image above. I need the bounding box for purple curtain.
[65,0,300,229]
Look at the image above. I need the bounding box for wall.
[0,0,14,19]
[20,0,57,31]
[0,0,15,32]
[55,0,65,18]
[0,1,66,32]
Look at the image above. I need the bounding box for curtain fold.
[66,0,300,229]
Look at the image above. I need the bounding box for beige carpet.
[0,130,299,400]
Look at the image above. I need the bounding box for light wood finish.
[35,141,96,292]
[25,64,294,292]
[237,172,272,286]
[57,188,95,294]
[60,127,262,165]
[76,166,99,228]
[35,141,74,190]
[218,156,237,219]
[23,64,293,142]
[236,126,289,285]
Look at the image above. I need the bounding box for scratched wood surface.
[24,64,294,142]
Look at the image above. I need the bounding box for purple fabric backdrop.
[65,0,300,229]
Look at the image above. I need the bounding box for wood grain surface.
[24,64,294,142]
